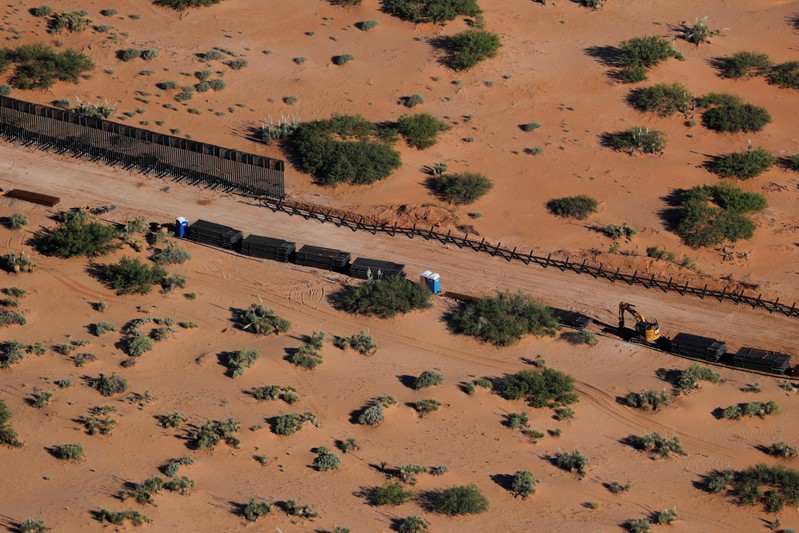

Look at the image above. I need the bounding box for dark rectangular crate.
[669,333,727,362]
[733,347,792,374]
[4,189,60,207]
[295,245,351,268]
[187,219,243,249]
[349,258,405,279]
[550,308,592,330]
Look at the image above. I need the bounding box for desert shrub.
[157,80,177,90]
[290,114,402,185]
[150,326,171,341]
[163,475,194,495]
[32,391,54,408]
[398,516,429,533]
[608,481,631,494]
[0,341,26,367]
[412,399,442,417]
[372,482,414,506]
[151,245,191,264]
[163,456,194,477]
[396,113,450,149]
[272,412,316,435]
[415,370,443,390]
[358,396,397,425]
[637,432,687,458]
[155,0,224,9]
[160,274,186,293]
[357,19,379,31]
[510,470,538,499]
[117,48,141,62]
[2,43,93,89]
[242,498,271,521]
[707,464,799,512]
[767,61,799,89]
[8,213,28,230]
[400,93,425,108]
[140,49,158,61]
[678,17,721,45]
[708,147,775,178]
[1,287,26,298]
[0,399,22,447]
[97,509,149,526]
[48,11,91,33]
[188,418,240,449]
[18,518,48,533]
[626,518,652,533]
[429,172,493,204]
[767,442,798,459]
[237,303,290,335]
[37,209,117,257]
[342,276,431,318]
[120,333,153,357]
[252,385,298,403]
[335,331,378,356]
[741,381,761,393]
[447,30,502,71]
[625,389,670,411]
[604,127,666,154]
[506,411,529,429]
[719,400,780,420]
[90,373,128,396]
[83,406,117,435]
[677,184,767,248]
[312,446,341,471]
[338,437,359,453]
[224,348,260,378]
[617,36,683,69]
[160,411,188,428]
[71,353,97,367]
[432,484,489,515]
[555,450,589,475]
[31,5,53,16]
[560,330,597,346]
[50,443,83,460]
[1,253,35,274]
[332,54,354,65]
[260,116,298,144]
[287,343,323,370]
[654,508,679,525]
[284,499,318,519]
[676,364,720,394]
[717,51,772,79]
[121,476,164,505]
[547,195,598,219]
[225,58,248,70]
[451,291,560,346]
[103,258,166,295]
[554,406,575,420]
[629,83,694,116]
[703,103,771,133]
[502,367,578,408]
[383,0,481,24]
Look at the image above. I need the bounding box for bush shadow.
[490,473,514,492]
[657,189,684,233]
[584,45,620,68]
[397,374,417,389]
[655,368,682,388]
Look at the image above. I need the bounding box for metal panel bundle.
[669,333,727,362]
[295,245,351,271]
[732,347,792,374]
[187,219,243,249]
[3,189,60,207]
[349,258,405,280]
[240,235,296,262]
[550,308,592,330]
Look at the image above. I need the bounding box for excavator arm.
[619,302,661,343]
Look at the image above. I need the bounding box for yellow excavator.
[619,302,661,343]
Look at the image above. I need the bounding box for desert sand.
[1,0,799,531]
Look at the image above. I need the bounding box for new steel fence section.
[0,96,284,198]
[257,196,799,320]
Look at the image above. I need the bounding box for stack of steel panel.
[550,308,592,330]
[733,347,792,374]
[295,245,350,271]
[240,235,295,262]
[186,219,243,249]
[3,189,60,207]
[349,258,405,280]
[669,333,727,362]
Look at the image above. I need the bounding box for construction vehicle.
[618,302,661,343]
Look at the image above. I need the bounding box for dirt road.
[1,141,796,355]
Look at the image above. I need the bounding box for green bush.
[678,17,721,45]
[637,432,687,458]
[604,127,666,154]
[398,516,429,533]
[151,245,191,264]
[0,399,22,447]
[625,389,670,411]
[50,443,83,460]
[510,470,538,499]
[332,54,354,65]
[243,498,271,522]
[429,172,493,204]
[121,476,164,504]
[502,367,578,407]
[225,58,248,70]
[103,257,166,295]
[100,9,118,16]
[1,43,94,89]
[784,154,799,172]
[272,412,316,435]
[450,291,560,346]
[768,61,799,89]
[400,93,425,108]
[447,30,502,71]
[629,83,693,116]
[224,348,260,378]
[287,343,323,370]
[415,370,443,390]
[120,333,153,356]
[702,103,771,133]
[90,373,128,396]
[9,213,28,230]
[284,499,318,519]
[719,400,780,420]
[708,147,775,179]
[358,396,396,425]
[396,113,450,149]
[412,398,442,416]
[555,450,589,474]
[312,446,341,471]
[547,195,598,219]
[18,518,48,533]
[357,19,380,31]
[676,364,720,394]
[626,518,652,533]
[607,481,631,494]
[290,114,402,185]
[188,418,240,449]
[160,411,188,428]
[48,11,91,33]
[0,309,26,327]
[1,253,35,274]
[154,0,224,9]
[117,48,141,61]
[617,36,683,68]
[677,184,767,248]
[432,484,489,515]
[97,509,149,526]
[237,303,290,335]
[373,482,414,506]
[31,5,53,17]
[383,0,481,24]
[717,51,772,79]
[37,209,117,257]
[706,464,799,512]
[140,49,158,61]
[767,441,798,459]
[342,275,431,318]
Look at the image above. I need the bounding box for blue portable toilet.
[426,272,441,294]
[176,217,189,238]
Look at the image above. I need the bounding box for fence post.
[510,246,517,262]
[562,257,569,272]
[666,277,673,291]
[410,223,416,239]
[324,209,332,222]
[544,253,551,268]
[718,286,726,303]
[681,281,688,295]
[306,205,314,220]
[580,259,586,274]
[700,284,707,299]
[391,223,397,237]
[445,229,451,243]
[650,274,656,289]
[631,270,638,286]
[459,234,468,249]
[770,297,780,314]
[492,242,502,257]
[478,238,485,251]
[427,226,435,240]
[790,302,796,316]
[526,250,533,265]
[611,267,619,282]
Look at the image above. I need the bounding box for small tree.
[708,148,775,178]
[429,172,493,204]
[502,367,578,407]
[396,113,450,149]
[629,84,694,116]
[615,35,683,82]
[0,399,23,447]
[702,103,771,133]
[510,470,538,499]
[768,61,799,90]
[90,373,128,396]
[104,257,166,295]
[716,51,772,79]
[555,450,589,475]
[243,498,271,522]
[637,432,687,458]
[342,276,431,318]
[447,30,502,71]
[272,412,316,435]
[382,0,481,24]
[312,446,341,471]
[188,418,240,449]
[37,209,117,257]
[237,303,290,335]
[676,364,720,394]
[432,484,489,515]
[358,396,397,426]
[604,127,666,154]
[547,195,598,220]
[224,348,260,378]
[372,482,414,506]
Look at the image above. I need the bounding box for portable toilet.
[176,217,189,238]
[420,270,432,285]
[426,272,441,294]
